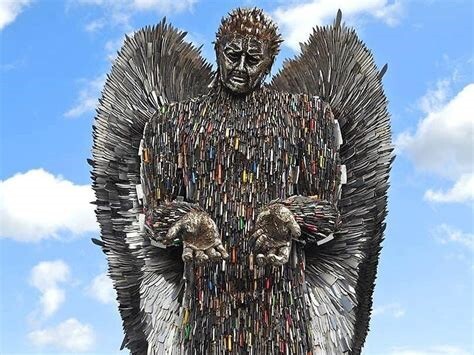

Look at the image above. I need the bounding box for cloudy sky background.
[1,0,473,354]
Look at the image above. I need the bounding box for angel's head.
[215,8,282,94]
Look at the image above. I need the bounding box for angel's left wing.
[269,11,393,354]
[90,19,212,353]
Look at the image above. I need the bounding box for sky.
[0,0,473,354]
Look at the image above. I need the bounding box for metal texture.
[91,8,393,355]
[141,87,344,353]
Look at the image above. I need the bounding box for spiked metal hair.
[215,8,283,58]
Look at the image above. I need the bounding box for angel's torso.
[143,88,340,353]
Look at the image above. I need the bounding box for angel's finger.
[205,247,221,260]
[182,246,193,262]
[254,234,268,252]
[269,244,291,266]
[166,221,183,241]
[267,253,287,266]
[248,228,264,249]
[194,250,209,264]
[278,244,291,264]
[256,253,266,265]
[215,243,229,259]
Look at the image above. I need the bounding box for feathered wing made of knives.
[90,21,212,353]
[270,10,393,353]
[91,8,393,355]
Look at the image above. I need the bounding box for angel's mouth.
[230,72,248,84]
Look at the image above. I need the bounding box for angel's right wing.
[91,19,212,353]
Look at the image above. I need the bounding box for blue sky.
[0,0,472,354]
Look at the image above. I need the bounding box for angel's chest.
[152,95,338,217]
[179,114,300,206]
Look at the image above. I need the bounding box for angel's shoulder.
[261,88,332,122]
[143,94,209,134]
[263,87,328,106]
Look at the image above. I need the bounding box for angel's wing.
[90,19,212,353]
[270,11,393,353]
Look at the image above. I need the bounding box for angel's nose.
[237,54,246,71]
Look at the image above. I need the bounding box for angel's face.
[217,35,273,94]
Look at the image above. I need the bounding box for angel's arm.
[251,197,341,266]
[140,115,228,263]
[251,98,344,265]
[259,195,341,242]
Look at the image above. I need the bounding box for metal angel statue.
[91,7,393,355]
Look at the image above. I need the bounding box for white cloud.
[417,78,452,114]
[75,0,105,4]
[87,272,116,304]
[104,34,132,62]
[0,0,33,30]
[84,18,105,32]
[1,57,27,72]
[372,303,405,318]
[69,0,197,114]
[397,83,473,179]
[132,0,197,12]
[67,37,131,116]
[73,0,197,31]
[273,0,403,50]
[433,224,473,251]
[425,174,474,203]
[0,169,98,242]
[30,260,70,318]
[396,82,474,204]
[65,74,105,118]
[28,318,96,352]
[388,345,471,355]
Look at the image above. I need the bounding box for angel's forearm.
[144,199,205,246]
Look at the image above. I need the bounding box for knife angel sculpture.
[91,8,393,355]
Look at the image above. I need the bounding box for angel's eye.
[247,55,261,66]
[225,50,240,62]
